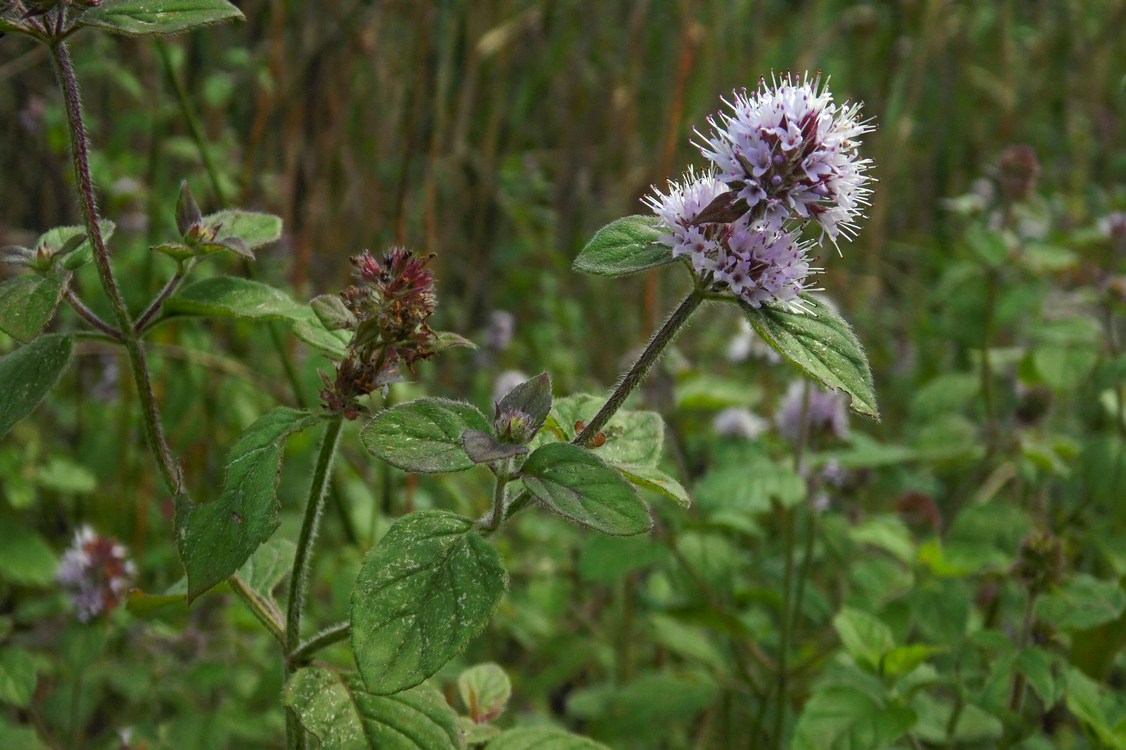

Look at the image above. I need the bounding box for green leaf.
[310,294,356,331]
[237,537,296,600]
[742,295,879,419]
[462,429,528,464]
[521,443,651,535]
[1036,574,1126,631]
[496,371,552,439]
[203,209,283,250]
[37,221,115,271]
[0,718,47,750]
[351,511,507,694]
[696,459,805,514]
[0,274,64,343]
[293,316,350,359]
[458,663,511,723]
[126,578,189,620]
[0,648,36,708]
[0,524,57,587]
[1064,667,1126,749]
[176,408,321,600]
[166,277,307,322]
[848,515,915,566]
[544,394,665,467]
[0,334,73,440]
[615,464,691,508]
[833,607,896,672]
[79,0,245,37]
[882,645,944,677]
[361,399,491,473]
[1016,648,1062,707]
[965,224,1009,267]
[488,728,611,750]
[285,666,462,750]
[792,686,916,750]
[572,215,673,277]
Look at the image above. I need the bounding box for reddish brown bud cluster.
[322,248,440,417]
[996,145,1039,204]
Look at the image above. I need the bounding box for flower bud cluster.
[647,73,873,311]
[56,526,135,623]
[322,248,439,417]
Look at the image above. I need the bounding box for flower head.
[697,73,873,244]
[322,248,440,417]
[645,169,818,311]
[56,526,135,623]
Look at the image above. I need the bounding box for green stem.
[292,622,352,664]
[63,285,123,340]
[285,414,343,750]
[1008,591,1036,713]
[229,575,286,648]
[484,459,513,531]
[51,40,184,498]
[135,263,190,335]
[286,414,345,657]
[574,289,704,446]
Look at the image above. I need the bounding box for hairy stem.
[134,265,188,335]
[286,414,345,657]
[51,40,183,497]
[63,285,123,340]
[229,575,286,648]
[574,289,704,446]
[292,622,352,664]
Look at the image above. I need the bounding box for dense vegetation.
[1,2,1125,749]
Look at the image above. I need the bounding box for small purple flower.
[775,380,849,444]
[483,310,516,353]
[697,73,874,245]
[645,169,818,311]
[56,526,136,623]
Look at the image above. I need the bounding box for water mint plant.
[3,3,1123,750]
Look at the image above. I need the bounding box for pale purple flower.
[697,73,873,245]
[775,380,849,444]
[56,526,135,623]
[713,407,769,439]
[484,310,515,353]
[727,319,782,364]
[644,169,818,311]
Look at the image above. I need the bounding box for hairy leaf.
[0,334,73,439]
[166,277,307,322]
[573,215,673,277]
[286,666,462,750]
[361,399,491,473]
[176,408,321,600]
[742,295,878,419]
[521,443,652,535]
[0,274,64,343]
[351,511,507,694]
[488,728,611,750]
[79,0,244,36]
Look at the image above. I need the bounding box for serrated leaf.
[792,687,916,750]
[544,394,665,467]
[462,429,528,464]
[0,524,57,587]
[1035,574,1126,631]
[487,728,611,750]
[573,215,673,277]
[458,663,511,723]
[351,511,507,695]
[695,460,805,513]
[176,408,321,600]
[361,399,491,473]
[203,209,282,250]
[35,221,114,271]
[742,295,878,419]
[0,274,64,343]
[521,442,652,535]
[614,464,690,508]
[285,666,463,750]
[79,0,245,36]
[125,578,189,620]
[432,330,477,352]
[0,334,73,440]
[0,648,35,708]
[166,276,307,322]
